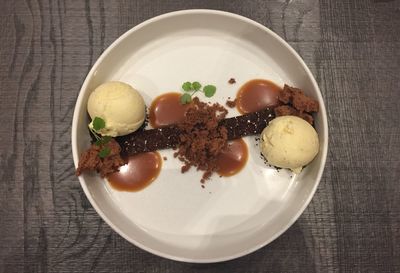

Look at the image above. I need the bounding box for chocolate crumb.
[181,164,190,173]
[260,152,269,165]
[226,98,236,108]
[228,78,236,84]
[163,156,167,161]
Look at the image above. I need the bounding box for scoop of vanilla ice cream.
[87,81,145,137]
[260,116,319,173]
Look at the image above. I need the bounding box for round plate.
[72,10,328,263]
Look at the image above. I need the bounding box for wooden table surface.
[1,0,399,272]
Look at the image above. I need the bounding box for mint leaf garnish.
[192,81,201,91]
[203,85,216,97]
[98,147,111,158]
[92,117,105,131]
[180,81,217,104]
[182,82,192,92]
[180,93,192,104]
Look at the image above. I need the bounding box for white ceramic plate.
[72,10,328,262]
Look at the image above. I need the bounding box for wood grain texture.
[0,0,399,272]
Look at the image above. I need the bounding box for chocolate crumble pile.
[76,139,125,177]
[274,84,319,124]
[174,97,229,182]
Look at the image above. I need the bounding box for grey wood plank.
[316,1,400,272]
[0,0,399,272]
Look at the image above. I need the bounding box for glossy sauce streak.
[217,139,248,176]
[107,152,162,191]
[236,79,282,114]
[149,92,189,128]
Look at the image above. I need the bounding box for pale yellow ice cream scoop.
[260,116,319,173]
[87,81,145,137]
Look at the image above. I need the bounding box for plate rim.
[71,9,328,263]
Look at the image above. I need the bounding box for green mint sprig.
[89,117,111,158]
[180,81,217,104]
